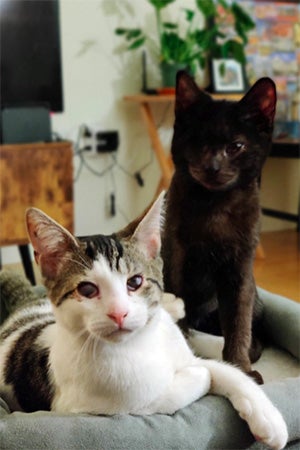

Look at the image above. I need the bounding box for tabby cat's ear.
[132,191,165,259]
[175,70,210,112]
[26,208,79,279]
[238,77,277,127]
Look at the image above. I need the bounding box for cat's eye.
[226,142,245,156]
[77,282,99,299]
[127,275,143,292]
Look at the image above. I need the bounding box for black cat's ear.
[238,77,277,127]
[26,208,79,279]
[175,70,210,112]
[132,191,165,259]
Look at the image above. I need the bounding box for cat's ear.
[132,191,165,259]
[26,208,79,279]
[175,70,210,112]
[238,77,276,127]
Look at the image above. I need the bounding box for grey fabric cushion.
[259,287,300,360]
[0,287,299,449]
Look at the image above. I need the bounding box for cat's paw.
[232,394,288,450]
[247,369,264,385]
[161,293,185,322]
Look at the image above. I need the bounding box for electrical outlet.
[81,125,94,152]
[96,131,119,153]
[80,126,119,155]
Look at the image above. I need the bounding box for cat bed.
[0,273,299,449]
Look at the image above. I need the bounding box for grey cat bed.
[0,272,299,449]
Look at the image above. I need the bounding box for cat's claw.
[232,395,288,450]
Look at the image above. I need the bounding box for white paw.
[232,394,288,450]
[161,293,185,322]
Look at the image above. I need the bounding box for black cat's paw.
[248,370,264,385]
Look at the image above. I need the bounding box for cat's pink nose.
[108,311,128,328]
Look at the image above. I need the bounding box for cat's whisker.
[74,327,89,342]
[75,249,92,268]
[74,333,95,374]
[61,255,89,271]
[92,338,101,373]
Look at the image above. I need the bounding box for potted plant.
[115,0,255,87]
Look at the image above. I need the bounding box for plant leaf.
[163,22,178,29]
[223,40,246,64]
[184,9,195,22]
[194,28,218,50]
[231,3,255,31]
[115,28,129,35]
[195,0,216,18]
[127,37,146,50]
[147,0,176,10]
[197,55,206,69]
[219,61,226,77]
[126,29,143,40]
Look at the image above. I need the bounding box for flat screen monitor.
[0,0,63,112]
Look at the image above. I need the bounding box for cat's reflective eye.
[127,275,143,292]
[77,282,99,299]
[226,142,245,156]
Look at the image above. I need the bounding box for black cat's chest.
[177,186,258,246]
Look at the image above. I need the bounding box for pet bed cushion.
[0,280,299,450]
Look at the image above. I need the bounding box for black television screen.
[0,0,63,112]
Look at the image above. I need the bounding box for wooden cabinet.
[0,141,74,246]
[0,141,73,256]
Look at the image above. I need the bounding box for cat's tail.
[0,270,46,323]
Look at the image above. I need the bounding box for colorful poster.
[243,1,299,126]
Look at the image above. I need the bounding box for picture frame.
[211,59,246,93]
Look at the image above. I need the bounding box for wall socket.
[82,126,119,154]
[96,131,119,153]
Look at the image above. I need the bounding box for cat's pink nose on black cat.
[107,311,128,327]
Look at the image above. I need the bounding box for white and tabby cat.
[0,193,287,449]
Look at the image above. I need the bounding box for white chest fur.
[50,309,190,414]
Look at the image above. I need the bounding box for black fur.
[5,321,54,412]
[162,72,276,382]
[79,234,123,271]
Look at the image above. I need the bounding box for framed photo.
[211,59,246,93]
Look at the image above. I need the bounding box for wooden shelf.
[124,92,243,104]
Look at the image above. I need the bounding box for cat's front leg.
[217,260,263,383]
[137,364,210,415]
[202,359,288,450]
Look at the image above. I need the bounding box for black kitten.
[163,71,276,383]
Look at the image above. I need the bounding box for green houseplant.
[115,0,255,87]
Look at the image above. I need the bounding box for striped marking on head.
[79,234,123,271]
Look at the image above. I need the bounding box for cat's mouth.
[88,324,134,343]
[199,179,236,191]
[99,327,134,343]
[188,165,238,191]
